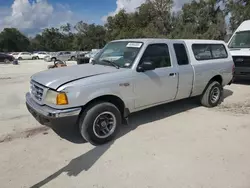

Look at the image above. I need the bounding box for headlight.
[45,90,68,105]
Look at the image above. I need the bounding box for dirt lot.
[0,60,250,188]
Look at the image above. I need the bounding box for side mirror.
[137,61,155,72]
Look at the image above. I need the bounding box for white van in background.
[228,20,250,80]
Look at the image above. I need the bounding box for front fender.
[86,88,122,103]
[75,83,135,112]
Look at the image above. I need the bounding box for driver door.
[134,43,178,109]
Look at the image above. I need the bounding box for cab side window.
[140,44,171,68]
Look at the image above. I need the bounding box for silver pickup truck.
[26,39,234,145]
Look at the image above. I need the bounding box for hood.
[31,64,121,90]
[229,48,250,56]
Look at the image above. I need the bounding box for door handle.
[169,73,176,76]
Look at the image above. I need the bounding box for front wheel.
[79,102,121,145]
[201,81,223,107]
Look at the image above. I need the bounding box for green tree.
[105,0,174,39]
[37,27,65,51]
[169,0,226,40]
[0,28,30,52]
[226,0,250,31]
[74,22,106,50]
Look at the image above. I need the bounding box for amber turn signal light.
[56,93,68,105]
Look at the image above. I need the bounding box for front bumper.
[26,92,81,126]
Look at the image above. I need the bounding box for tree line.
[0,0,249,52]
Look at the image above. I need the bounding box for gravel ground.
[0,60,250,188]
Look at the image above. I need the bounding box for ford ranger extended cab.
[26,39,234,145]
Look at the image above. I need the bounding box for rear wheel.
[71,56,76,61]
[201,81,223,107]
[79,102,121,145]
[4,59,11,64]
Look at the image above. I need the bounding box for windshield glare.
[94,41,143,68]
[229,31,250,48]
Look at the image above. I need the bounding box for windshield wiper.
[101,60,120,69]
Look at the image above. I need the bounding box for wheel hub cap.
[210,87,220,103]
[93,112,117,139]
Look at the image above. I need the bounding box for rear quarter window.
[192,44,228,60]
[173,43,189,65]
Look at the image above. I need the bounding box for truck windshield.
[228,31,250,48]
[94,41,143,68]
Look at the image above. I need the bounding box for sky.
[0,0,192,35]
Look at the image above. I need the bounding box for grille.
[232,56,250,67]
[30,81,44,102]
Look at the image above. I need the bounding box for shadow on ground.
[222,88,233,101]
[30,89,233,188]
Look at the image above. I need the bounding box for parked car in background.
[77,50,101,64]
[0,53,15,64]
[26,38,234,146]
[76,54,90,65]
[44,52,56,62]
[85,49,101,63]
[76,51,91,64]
[85,49,101,58]
[32,51,49,59]
[227,20,250,80]
[48,51,77,61]
[7,52,16,55]
[12,52,35,60]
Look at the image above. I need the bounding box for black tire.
[4,59,11,64]
[18,57,22,60]
[71,56,76,61]
[79,102,122,145]
[51,57,56,62]
[201,81,223,108]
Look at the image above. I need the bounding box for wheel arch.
[202,74,223,96]
[210,75,223,85]
[81,94,128,118]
